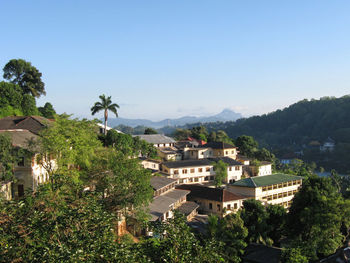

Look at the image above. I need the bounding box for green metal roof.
[232,173,303,188]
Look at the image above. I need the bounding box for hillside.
[200,96,350,173]
[107,109,242,128]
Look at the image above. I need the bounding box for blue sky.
[1,1,350,120]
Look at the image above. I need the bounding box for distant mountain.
[107,109,242,128]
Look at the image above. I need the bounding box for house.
[161,157,243,184]
[320,137,335,152]
[227,173,303,209]
[236,155,251,165]
[96,123,123,135]
[157,147,182,161]
[139,157,161,173]
[0,116,55,198]
[133,134,176,148]
[246,161,272,177]
[148,176,198,222]
[198,142,238,159]
[176,184,247,217]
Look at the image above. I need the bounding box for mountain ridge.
[107,109,242,128]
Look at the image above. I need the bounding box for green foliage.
[212,160,228,187]
[240,199,273,246]
[287,175,350,260]
[266,204,287,245]
[21,94,39,116]
[144,127,158,134]
[206,214,248,263]
[281,247,308,263]
[105,129,157,158]
[0,134,22,181]
[38,102,56,119]
[3,58,46,98]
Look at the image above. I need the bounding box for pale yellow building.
[228,173,303,209]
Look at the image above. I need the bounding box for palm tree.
[91,95,119,135]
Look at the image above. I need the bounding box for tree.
[287,175,350,260]
[144,127,158,134]
[212,160,228,187]
[3,59,46,98]
[235,135,258,158]
[205,213,248,263]
[266,204,287,245]
[38,102,56,119]
[240,199,272,245]
[91,94,119,135]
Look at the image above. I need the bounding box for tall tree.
[91,95,119,135]
[3,59,46,98]
[38,102,56,119]
[212,160,228,187]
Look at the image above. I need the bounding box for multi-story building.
[184,142,238,160]
[227,173,303,209]
[0,116,55,198]
[161,157,243,184]
[133,134,176,148]
[148,176,198,222]
[177,184,247,217]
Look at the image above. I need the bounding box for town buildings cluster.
[0,117,303,229]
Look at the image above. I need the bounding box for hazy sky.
[1,1,350,120]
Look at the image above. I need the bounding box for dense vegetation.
[0,59,56,119]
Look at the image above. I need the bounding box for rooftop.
[148,189,190,221]
[150,176,177,191]
[163,157,242,169]
[0,116,52,135]
[0,130,39,150]
[176,184,246,202]
[133,134,176,144]
[176,201,199,216]
[232,173,303,188]
[199,141,236,150]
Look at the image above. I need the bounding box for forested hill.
[203,96,350,149]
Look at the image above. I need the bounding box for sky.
[1,1,350,121]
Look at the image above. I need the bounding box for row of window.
[173,166,239,175]
[263,189,298,201]
[261,180,302,191]
[178,176,215,184]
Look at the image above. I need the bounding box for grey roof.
[199,141,236,149]
[149,189,189,221]
[150,176,177,190]
[176,201,199,216]
[232,173,303,188]
[157,147,180,154]
[0,116,52,135]
[163,157,242,169]
[133,134,176,144]
[0,130,39,151]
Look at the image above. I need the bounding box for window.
[288,181,293,186]
[190,168,195,173]
[199,168,203,172]
[293,180,297,185]
[278,193,283,198]
[174,170,179,174]
[229,167,232,171]
[210,176,214,180]
[273,184,278,190]
[206,167,210,172]
[262,186,268,191]
[268,185,272,190]
[288,191,293,196]
[194,177,199,182]
[273,194,278,200]
[205,176,210,181]
[209,203,213,210]
[234,203,238,209]
[182,169,188,174]
[278,183,283,188]
[283,192,288,197]
[189,178,193,183]
[179,179,184,183]
[235,166,240,171]
[231,150,234,154]
[18,185,24,197]
[283,182,288,187]
[225,151,228,155]
[267,196,272,201]
[227,204,231,210]
[217,204,221,211]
